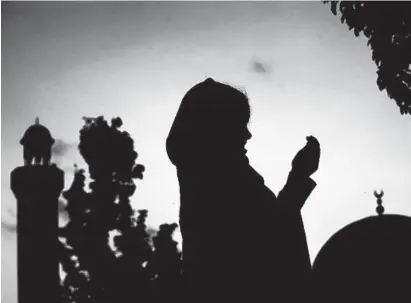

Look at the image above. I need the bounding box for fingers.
[306,135,320,152]
[306,135,319,145]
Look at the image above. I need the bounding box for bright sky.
[2,2,411,303]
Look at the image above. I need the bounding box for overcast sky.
[2,2,411,303]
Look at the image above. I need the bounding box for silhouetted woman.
[166,78,320,303]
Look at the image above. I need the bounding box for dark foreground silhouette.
[166,78,321,302]
[312,191,411,303]
[13,97,411,303]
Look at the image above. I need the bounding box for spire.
[35,117,40,125]
[374,190,384,215]
[204,77,215,84]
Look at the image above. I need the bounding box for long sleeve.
[277,171,317,210]
[269,173,315,302]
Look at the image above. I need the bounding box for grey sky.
[2,2,411,303]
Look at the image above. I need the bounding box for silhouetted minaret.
[11,118,64,303]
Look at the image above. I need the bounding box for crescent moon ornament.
[374,189,384,199]
[374,190,385,215]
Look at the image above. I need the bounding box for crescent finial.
[374,189,385,215]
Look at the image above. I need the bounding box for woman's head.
[166,78,252,166]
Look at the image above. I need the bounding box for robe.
[173,157,315,303]
[166,78,316,302]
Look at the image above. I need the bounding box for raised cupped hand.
[291,135,321,179]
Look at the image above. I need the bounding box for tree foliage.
[59,116,182,303]
[324,1,411,116]
[148,223,183,303]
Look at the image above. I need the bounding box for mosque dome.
[312,191,411,302]
[20,117,55,146]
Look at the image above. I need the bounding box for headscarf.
[166,78,251,168]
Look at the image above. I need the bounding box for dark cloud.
[250,59,272,75]
[1,208,17,233]
[52,139,75,157]
[1,220,17,233]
